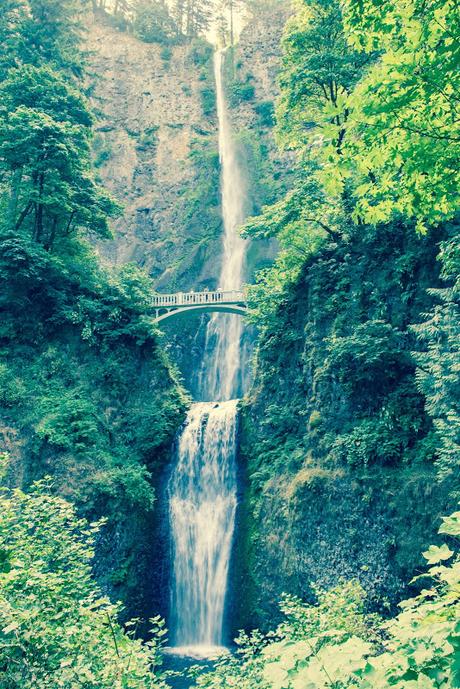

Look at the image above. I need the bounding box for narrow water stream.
[167,49,249,657]
[198,48,248,403]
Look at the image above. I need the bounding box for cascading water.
[168,401,238,652]
[198,49,248,403]
[167,49,248,655]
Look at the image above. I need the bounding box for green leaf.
[422,544,454,565]
[2,622,19,634]
[262,662,289,688]
[439,512,460,537]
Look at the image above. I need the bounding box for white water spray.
[168,50,248,655]
[168,400,238,652]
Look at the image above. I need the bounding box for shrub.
[254,100,275,126]
[200,87,216,117]
[0,480,168,689]
[229,81,255,106]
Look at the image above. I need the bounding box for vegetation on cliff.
[0,0,187,620]
[235,0,460,627]
[198,507,460,689]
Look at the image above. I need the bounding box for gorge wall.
[2,1,449,640]
[233,221,454,630]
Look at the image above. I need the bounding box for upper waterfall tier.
[197,50,249,402]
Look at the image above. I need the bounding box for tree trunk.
[44,216,58,251]
[8,168,23,226]
[14,201,33,232]
[35,173,45,243]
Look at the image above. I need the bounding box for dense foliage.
[0,475,168,689]
[0,234,186,512]
[0,65,120,250]
[0,0,87,79]
[243,0,460,486]
[236,220,451,626]
[0,1,120,251]
[0,0,187,622]
[235,0,459,631]
[340,0,460,229]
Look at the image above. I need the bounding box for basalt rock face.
[234,222,454,632]
[87,9,291,292]
[87,18,222,290]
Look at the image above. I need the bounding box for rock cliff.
[87,19,221,289]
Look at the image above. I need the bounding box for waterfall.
[198,49,248,403]
[168,401,238,651]
[167,50,248,655]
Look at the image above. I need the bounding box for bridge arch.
[155,303,247,323]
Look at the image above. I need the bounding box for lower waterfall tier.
[168,400,238,648]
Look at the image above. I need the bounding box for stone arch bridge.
[152,289,247,323]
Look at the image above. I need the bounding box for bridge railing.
[151,289,245,308]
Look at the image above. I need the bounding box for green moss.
[136,126,159,152]
[160,46,172,62]
[188,37,213,67]
[94,147,111,167]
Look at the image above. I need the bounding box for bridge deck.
[152,289,245,308]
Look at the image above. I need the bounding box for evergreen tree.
[0,1,28,80]
[0,66,120,250]
[133,0,179,43]
[414,236,460,486]
[0,2,120,252]
[15,0,88,76]
[171,0,212,38]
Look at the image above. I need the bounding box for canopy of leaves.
[276,0,371,152]
[338,0,460,228]
[243,0,370,322]
[243,0,460,489]
[0,0,121,253]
